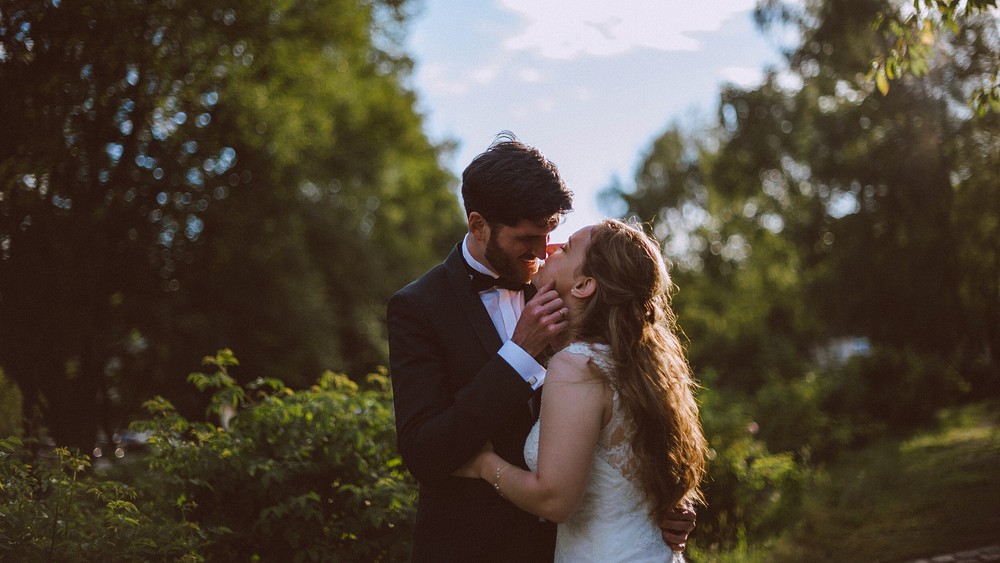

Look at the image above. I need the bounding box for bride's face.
[532,225,594,297]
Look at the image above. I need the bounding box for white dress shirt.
[463,234,545,390]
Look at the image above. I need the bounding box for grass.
[691,399,1000,562]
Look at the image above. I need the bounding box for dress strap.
[562,341,615,375]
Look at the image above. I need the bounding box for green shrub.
[129,349,417,562]
[823,347,965,437]
[751,373,860,463]
[0,437,204,562]
[0,368,23,438]
[693,376,812,552]
[2,350,416,561]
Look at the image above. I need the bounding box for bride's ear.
[572,277,596,299]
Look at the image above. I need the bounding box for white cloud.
[417,61,502,97]
[420,63,471,95]
[499,0,758,59]
[471,64,500,85]
[518,67,543,82]
[717,66,765,88]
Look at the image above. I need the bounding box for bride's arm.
[475,351,607,523]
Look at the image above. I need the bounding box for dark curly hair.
[461,131,573,227]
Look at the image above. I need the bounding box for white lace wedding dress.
[524,342,684,563]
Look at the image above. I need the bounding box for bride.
[455,219,708,562]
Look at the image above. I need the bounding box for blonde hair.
[577,219,707,519]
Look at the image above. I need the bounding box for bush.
[823,347,965,437]
[130,349,416,561]
[0,368,23,438]
[751,372,865,463]
[0,437,204,562]
[1,350,416,562]
[693,375,812,552]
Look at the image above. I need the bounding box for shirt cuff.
[498,340,546,390]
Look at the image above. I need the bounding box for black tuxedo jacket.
[387,243,556,562]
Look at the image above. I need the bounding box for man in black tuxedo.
[388,133,694,562]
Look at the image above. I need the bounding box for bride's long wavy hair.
[575,219,707,519]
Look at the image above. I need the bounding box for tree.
[1,0,254,447]
[605,0,1000,546]
[748,0,998,366]
[869,0,999,114]
[609,0,999,436]
[0,0,463,448]
[756,0,1000,114]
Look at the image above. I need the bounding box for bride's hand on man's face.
[450,441,495,479]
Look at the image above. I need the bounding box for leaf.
[0,436,23,452]
[886,57,899,80]
[920,20,935,45]
[876,67,890,95]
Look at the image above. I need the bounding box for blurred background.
[1,0,998,560]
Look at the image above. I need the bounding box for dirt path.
[906,544,1000,562]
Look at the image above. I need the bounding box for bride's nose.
[545,243,563,258]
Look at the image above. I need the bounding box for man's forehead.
[508,219,559,236]
[503,218,558,236]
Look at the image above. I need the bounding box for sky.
[403,0,796,240]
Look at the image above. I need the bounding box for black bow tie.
[462,255,532,292]
[469,269,532,292]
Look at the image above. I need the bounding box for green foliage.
[734,400,1000,561]
[1,350,416,560]
[823,347,967,435]
[0,368,23,438]
[751,373,840,460]
[2,0,252,447]
[130,349,416,561]
[622,0,999,404]
[0,437,205,562]
[692,377,812,550]
[759,0,1000,114]
[0,0,463,449]
[611,0,1000,551]
[869,0,1000,114]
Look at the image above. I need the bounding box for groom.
[387,133,694,562]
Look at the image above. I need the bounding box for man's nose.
[545,243,562,258]
[526,237,546,260]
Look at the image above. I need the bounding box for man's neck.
[463,233,497,277]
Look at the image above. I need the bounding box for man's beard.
[484,233,535,284]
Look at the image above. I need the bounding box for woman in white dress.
[455,219,708,562]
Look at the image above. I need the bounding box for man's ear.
[468,212,489,242]
[573,277,597,299]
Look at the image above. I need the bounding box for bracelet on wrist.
[493,463,510,497]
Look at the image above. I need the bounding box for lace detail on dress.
[562,342,638,484]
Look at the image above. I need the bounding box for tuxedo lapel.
[444,245,503,353]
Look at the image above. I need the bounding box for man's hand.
[452,442,495,479]
[659,504,696,552]
[511,280,569,358]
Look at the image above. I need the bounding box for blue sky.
[404,1,795,240]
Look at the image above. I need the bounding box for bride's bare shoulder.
[547,346,603,384]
